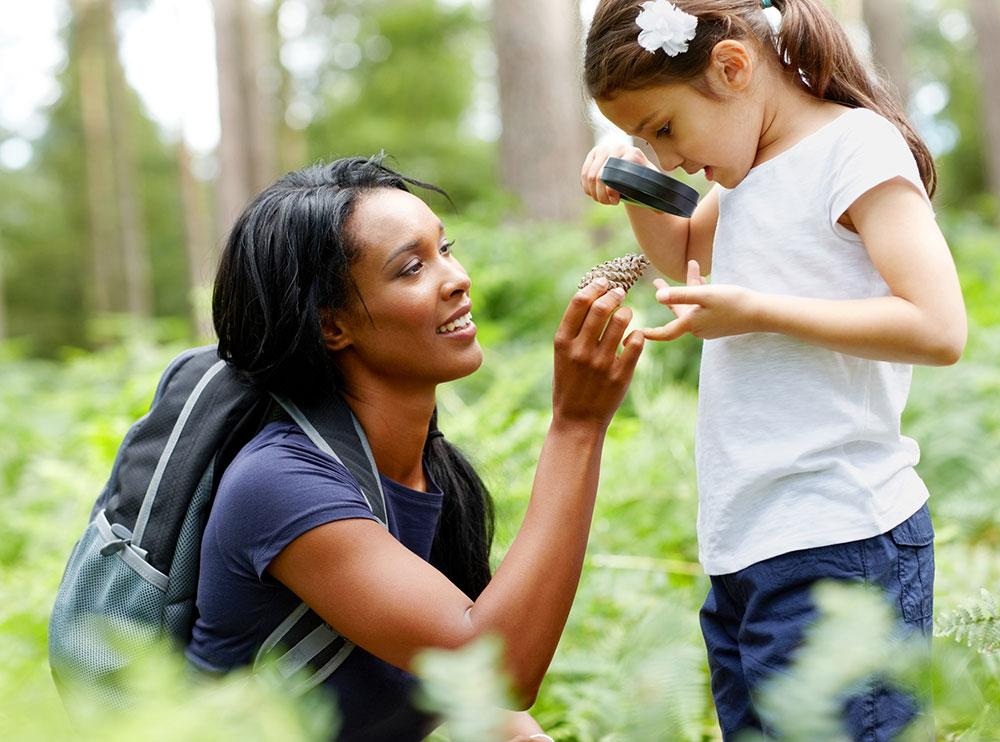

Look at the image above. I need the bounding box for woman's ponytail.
[423,410,495,600]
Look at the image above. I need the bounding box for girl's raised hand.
[643,260,760,341]
[552,278,644,429]
[580,142,655,206]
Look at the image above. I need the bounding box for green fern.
[935,588,1000,655]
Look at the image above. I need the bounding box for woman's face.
[330,188,483,389]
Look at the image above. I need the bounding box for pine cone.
[578,253,650,292]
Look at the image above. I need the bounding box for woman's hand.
[502,710,552,741]
[642,260,760,341]
[580,142,655,205]
[552,278,645,429]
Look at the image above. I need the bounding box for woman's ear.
[707,40,754,93]
[320,309,353,352]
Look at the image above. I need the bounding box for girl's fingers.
[686,259,701,285]
[642,317,689,342]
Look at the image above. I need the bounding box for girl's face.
[596,57,764,189]
[328,188,483,389]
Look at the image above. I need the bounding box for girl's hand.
[643,260,760,341]
[580,142,655,205]
[552,278,644,428]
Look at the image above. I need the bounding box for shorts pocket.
[888,504,935,623]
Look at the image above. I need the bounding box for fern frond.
[935,588,1000,655]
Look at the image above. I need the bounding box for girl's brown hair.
[585,0,936,197]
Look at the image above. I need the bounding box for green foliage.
[415,636,513,742]
[1,210,1000,738]
[304,0,496,209]
[936,588,1000,655]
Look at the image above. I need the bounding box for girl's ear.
[320,309,353,352]
[707,40,754,93]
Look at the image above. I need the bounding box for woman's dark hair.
[213,154,495,599]
[585,0,936,197]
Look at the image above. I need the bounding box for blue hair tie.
[761,0,773,7]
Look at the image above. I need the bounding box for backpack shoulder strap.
[270,392,388,526]
[254,392,390,693]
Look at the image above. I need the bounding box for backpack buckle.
[100,522,135,556]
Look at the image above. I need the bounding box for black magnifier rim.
[600,157,699,217]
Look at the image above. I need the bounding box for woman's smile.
[436,309,476,337]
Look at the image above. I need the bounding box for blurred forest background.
[2,0,1000,740]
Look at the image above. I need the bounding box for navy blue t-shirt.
[186,422,444,741]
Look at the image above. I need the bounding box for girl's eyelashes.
[655,122,672,139]
[440,239,455,255]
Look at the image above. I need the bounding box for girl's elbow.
[929,328,966,366]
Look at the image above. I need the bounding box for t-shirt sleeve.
[213,429,379,579]
[827,110,932,230]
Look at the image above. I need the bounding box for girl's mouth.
[436,312,474,336]
[704,166,714,182]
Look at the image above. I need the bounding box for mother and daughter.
[190,1,964,740]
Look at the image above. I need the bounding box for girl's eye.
[440,239,455,255]
[655,122,671,139]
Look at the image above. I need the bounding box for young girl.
[580,0,966,739]
[188,156,644,740]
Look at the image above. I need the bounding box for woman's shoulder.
[215,422,375,525]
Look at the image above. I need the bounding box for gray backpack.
[49,346,389,706]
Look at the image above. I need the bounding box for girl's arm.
[623,187,719,283]
[580,144,719,283]
[644,178,967,366]
[269,280,644,707]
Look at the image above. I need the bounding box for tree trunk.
[970,0,1000,204]
[212,0,277,238]
[862,0,910,108]
[73,0,118,314]
[272,0,307,172]
[177,137,216,340]
[493,0,591,221]
[0,234,6,343]
[104,0,153,318]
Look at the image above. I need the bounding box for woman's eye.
[440,239,455,255]
[655,122,671,139]
[401,259,423,276]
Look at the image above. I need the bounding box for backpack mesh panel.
[163,463,215,642]
[48,518,166,709]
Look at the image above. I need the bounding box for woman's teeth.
[437,312,472,334]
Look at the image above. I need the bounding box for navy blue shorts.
[700,503,935,741]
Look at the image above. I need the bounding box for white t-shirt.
[697,107,932,575]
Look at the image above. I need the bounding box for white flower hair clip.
[635,0,698,57]
[761,0,782,36]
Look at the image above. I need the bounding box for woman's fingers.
[579,286,626,342]
[615,329,645,375]
[598,305,633,353]
[556,278,611,343]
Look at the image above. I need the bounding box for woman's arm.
[642,178,967,365]
[269,280,644,706]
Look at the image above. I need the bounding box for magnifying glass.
[599,157,699,218]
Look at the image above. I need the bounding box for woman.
[186,156,644,740]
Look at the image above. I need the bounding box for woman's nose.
[441,259,471,298]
